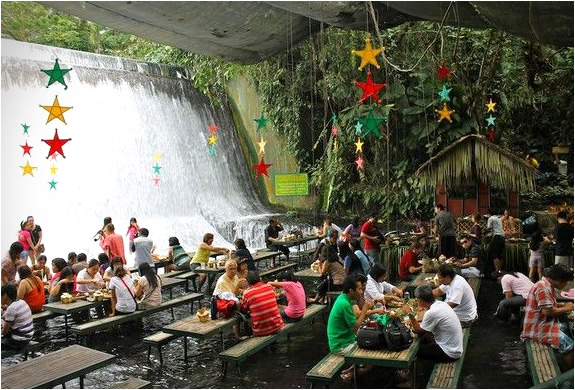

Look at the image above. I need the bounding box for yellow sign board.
[275,173,309,196]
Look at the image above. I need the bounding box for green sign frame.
[275,173,309,196]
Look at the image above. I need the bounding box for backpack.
[381,319,413,351]
[345,253,364,275]
[356,324,385,349]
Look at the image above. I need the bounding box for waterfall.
[1,39,293,260]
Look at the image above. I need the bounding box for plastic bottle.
[404,291,411,303]
[210,296,218,320]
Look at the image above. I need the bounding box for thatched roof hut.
[416,134,537,192]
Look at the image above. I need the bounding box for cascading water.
[1,39,301,260]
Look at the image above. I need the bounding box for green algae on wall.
[226,75,316,211]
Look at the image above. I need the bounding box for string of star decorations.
[207,123,219,156]
[152,151,162,186]
[252,114,272,177]
[485,97,497,142]
[434,63,455,123]
[20,58,74,190]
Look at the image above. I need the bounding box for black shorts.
[489,235,506,260]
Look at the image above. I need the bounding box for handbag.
[381,319,413,351]
[357,325,385,350]
[216,298,238,318]
[119,277,140,311]
[37,244,45,254]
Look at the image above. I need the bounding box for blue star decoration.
[208,145,216,156]
[48,179,58,190]
[153,163,162,174]
[331,113,338,125]
[359,109,386,139]
[354,121,363,135]
[437,85,452,102]
[41,58,72,90]
[254,116,268,131]
[22,123,30,135]
[485,115,496,127]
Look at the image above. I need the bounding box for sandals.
[340,372,353,383]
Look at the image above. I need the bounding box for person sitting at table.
[232,238,256,271]
[468,213,483,246]
[16,265,45,313]
[109,264,137,316]
[416,236,432,262]
[451,235,482,278]
[521,264,574,371]
[135,262,162,310]
[400,285,463,387]
[307,240,346,304]
[97,253,110,276]
[48,266,76,303]
[72,253,88,275]
[166,236,191,272]
[433,264,478,327]
[268,270,306,323]
[2,242,25,285]
[213,259,245,297]
[190,233,230,292]
[31,254,52,282]
[103,256,131,284]
[502,209,517,238]
[265,218,290,261]
[1,283,34,351]
[364,263,403,307]
[338,217,361,259]
[312,230,339,264]
[240,270,284,337]
[399,241,423,281]
[343,239,370,276]
[48,257,67,288]
[410,213,428,237]
[76,259,105,294]
[327,273,373,383]
[495,262,534,324]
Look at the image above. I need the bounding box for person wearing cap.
[521,264,574,371]
[452,235,482,278]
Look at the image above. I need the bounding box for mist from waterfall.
[1,39,302,261]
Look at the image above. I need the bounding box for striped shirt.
[3,300,34,342]
[521,278,559,347]
[240,282,283,336]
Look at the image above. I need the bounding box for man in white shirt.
[486,208,505,278]
[433,264,478,327]
[132,228,155,267]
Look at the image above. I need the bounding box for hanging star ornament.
[355,156,365,171]
[208,145,216,156]
[355,71,386,104]
[257,136,267,155]
[48,179,58,190]
[331,113,338,125]
[485,99,497,112]
[354,121,363,135]
[41,129,71,158]
[153,152,162,163]
[50,164,58,175]
[40,96,72,124]
[208,124,219,134]
[437,64,451,81]
[153,176,161,186]
[485,114,496,127]
[351,37,384,71]
[437,85,452,102]
[254,116,268,131]
[435,103,454,123]
[359,109,386,139]
[354,138,364,153]
[41,58,72,90]
[331,125,339,136]
[333,139,339,152]
[153,164,162,175]
[252,157,272,177]
[20,161,37,177]
[21,141,33,156]
[208,134,218,145]
[21,123,30,135]
[50,152,60,161]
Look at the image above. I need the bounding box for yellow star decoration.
[153,152,162,163]
[436,103,455,123]
[485,99,496,112]
[208,135,218,145]
[354,137,364,153]
[40,95,72,124]
[50,164,58,175]
[257,136,267,155]
[351,37,385,71]
[20,161,37,176]
[333,139,339,152]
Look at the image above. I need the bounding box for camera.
[93,230,103,241]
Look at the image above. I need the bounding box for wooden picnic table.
[43,299,106,342]
[163,315,238,359]
[252,249,282,268]
[1,344,115,389]
[277,234,318,260]
[345,337,422,388]
[160,277,187,299]
[194,265,226,292]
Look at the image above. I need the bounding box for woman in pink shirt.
[18,220,34,265]
[268,271,306,323]
[126,217,140,253]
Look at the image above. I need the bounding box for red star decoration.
[21,141,33,156]
[437,64,451,81]
[153,176,161,186]
[41,129,71,159]
[355,71,386,104]
[209,124,218,134]
[252,157,272,177]
[487,127,495,142]
[355,156,365,171]
[331,125,339,136]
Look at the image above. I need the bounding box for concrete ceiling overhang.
[41,1,574,63]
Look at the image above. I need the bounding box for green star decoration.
[153,163,162,174]
[48,179,58,190]
[208,145,216,156]
[41,59,72,90]
[359,109,386,139]
[437,85,452,102]
[22,123,30,135]
[331,113,338,125]
[254,116,268,131]
[485,115,496,127]
[354,121,363,135]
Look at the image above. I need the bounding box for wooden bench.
[71,293,203,344]
[220,303,327,377]
[524,339,561,386]
[426,327,471,388]
[259,262,298,280]
[143,331,180,364]
[111,377,152,388]
[32,309,60,323]
[1,340,44,360]
[467,277,481,298]
[298,247,317,267]
[305,353,346,388]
